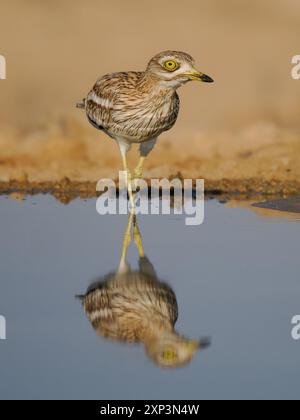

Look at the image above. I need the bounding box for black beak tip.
[200,337,212,349]
[202,74,214,83]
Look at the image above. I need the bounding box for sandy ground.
[0,118,300,198]
[1,1,300,197]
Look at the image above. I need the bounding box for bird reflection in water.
[78,212,210,368]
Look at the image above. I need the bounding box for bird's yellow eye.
[163,60,179,72]
[162,349,177,361]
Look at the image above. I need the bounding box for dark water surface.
[0,195,299,400]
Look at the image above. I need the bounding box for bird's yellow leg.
[121,153,135,211]
[134,138,156,179]
[121,153,131,183]
[119,212,134,272]
[133,215,145,257]
[133,156,145,180]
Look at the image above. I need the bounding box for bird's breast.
[86,80,180,143]
[83,275,178,343]
[115,93,180,142]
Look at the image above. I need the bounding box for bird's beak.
[186,341,201,352]
[184,68,214,83]
[186,337,211,353]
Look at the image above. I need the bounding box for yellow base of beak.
[185,69,214,83]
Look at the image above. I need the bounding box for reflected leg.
[133,215,145,257]
[118,212,134,273]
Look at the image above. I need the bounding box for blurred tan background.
[0,0,300,188]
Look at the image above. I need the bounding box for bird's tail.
[76,98,86,109]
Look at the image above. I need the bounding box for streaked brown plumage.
[85,72,180,143]
[78,213,210,368]
[77,51,213,182]
[81,257,178,344]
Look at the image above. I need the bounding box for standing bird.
[77,51,213,185]
[77,212,210,368]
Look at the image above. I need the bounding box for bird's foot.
[123,170,136,211]
[133,167,143,180]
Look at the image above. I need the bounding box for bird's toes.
[133,168,143,180]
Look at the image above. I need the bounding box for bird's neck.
[139,320,175,344]
[142,329,183,354]
[138,72,178,98]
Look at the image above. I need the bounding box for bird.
[77,51,213,189]
[77,212,210,368]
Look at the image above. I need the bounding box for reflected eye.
[163,60,179,72]
[162,349,177,361]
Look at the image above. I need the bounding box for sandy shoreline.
[1,118,300,202]
[1,178,299,205]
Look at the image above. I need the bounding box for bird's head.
[146,50,214,89]
[145,331,210,368]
